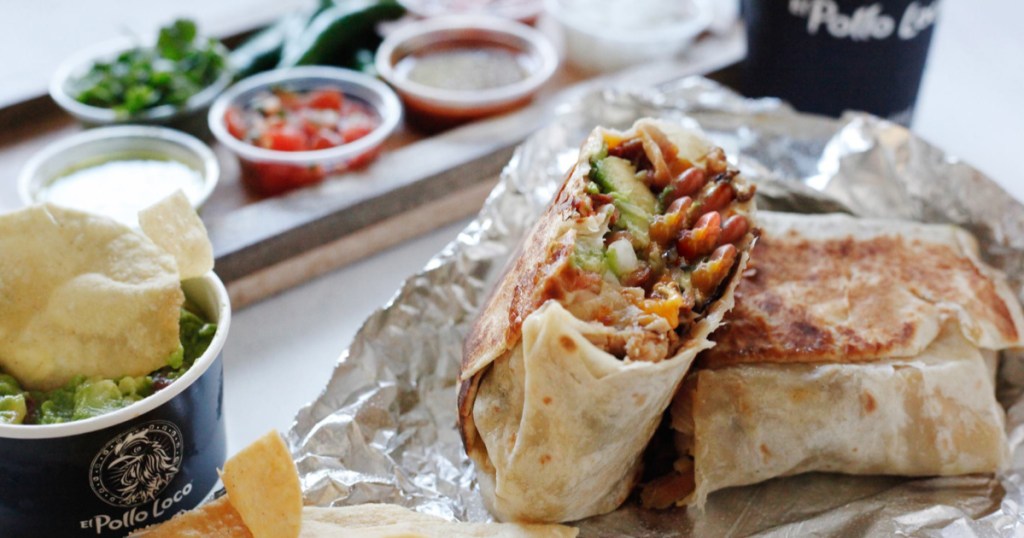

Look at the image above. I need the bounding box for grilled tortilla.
[644,212,1024,508]
[458,119,757,522]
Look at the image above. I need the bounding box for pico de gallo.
[223,86,382,195]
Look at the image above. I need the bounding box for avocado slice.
[591,157,657,213]
[590,156,656,247]
[573,240,607,273]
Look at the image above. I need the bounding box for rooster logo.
[90,421,183,507]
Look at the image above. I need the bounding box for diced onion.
[608,238,639,275]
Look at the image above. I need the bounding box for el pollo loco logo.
[90,420,182,507]
[788,0,940,41]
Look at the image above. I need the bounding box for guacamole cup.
[0,273,231,538]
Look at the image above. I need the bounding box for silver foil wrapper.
[288,77,1024,536]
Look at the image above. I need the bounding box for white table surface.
[222,0,1024,456]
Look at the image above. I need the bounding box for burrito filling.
[564,125,755,362]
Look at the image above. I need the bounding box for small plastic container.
[544,0,713,74]
[208,66,401,196]
[50,36,232,134]
[376,16,558,132]
[18,125,219,226]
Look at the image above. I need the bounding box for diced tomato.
[299,119,321,138]
[306,89,344,110]
[258,125,306,152]
[224,107,247,141]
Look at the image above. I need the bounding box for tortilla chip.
[139,190,214,280]
[300,504,578,538]
[130,496,251,538]
[221,431,303,538]
[0,204,183,390]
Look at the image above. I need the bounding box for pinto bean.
[650,196,692,245]
[692,244,737,296]
[676,211,721,262]
[669,167,707,199]
[608,138,644,161]
[622,264,656,290]
[719,214,749,245]
[698,182,734,215]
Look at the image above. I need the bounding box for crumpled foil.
[288,77,1024,536]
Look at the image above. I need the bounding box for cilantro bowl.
[49,31,232,130]
[0,273,231,537]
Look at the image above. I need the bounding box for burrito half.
[458,119,758,522]
[644,211,1024,508]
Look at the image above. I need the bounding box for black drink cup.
[0,274,231,538]
[741,0,941,125]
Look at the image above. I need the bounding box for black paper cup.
[0,274,231,538]
[741,0,941,125]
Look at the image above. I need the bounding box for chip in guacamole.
[0,307,216,425]
[0,192,217,424]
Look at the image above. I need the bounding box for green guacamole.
[0,308,216,425]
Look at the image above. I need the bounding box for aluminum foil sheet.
[288,77,1024,536]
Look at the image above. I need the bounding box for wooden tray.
[0,27,743,308]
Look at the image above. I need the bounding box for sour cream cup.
[17,126,219,227]
[0,273,231,538]
[544,0,713,74]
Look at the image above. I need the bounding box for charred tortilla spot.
[792,321,830,350]
[539,454,552,465]
[862,391,877,414]
[559,336,577,352]
[757,294,783,315]
[759,444,771,459]
[543,396,553,405]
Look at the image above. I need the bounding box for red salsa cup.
[209,67,401,196]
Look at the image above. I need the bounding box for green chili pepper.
[278,0,405,69]
[230,13,305,79]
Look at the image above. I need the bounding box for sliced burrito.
[643,211,1024,509]
[458,119,757,522]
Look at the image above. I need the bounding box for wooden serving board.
[0,27,744,309]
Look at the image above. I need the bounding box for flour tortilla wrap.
[657,212,1024,508]
[458,119,757,522]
